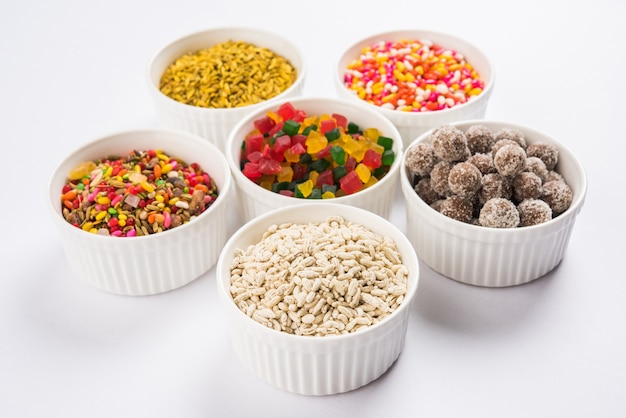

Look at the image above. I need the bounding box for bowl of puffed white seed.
[216,202,420,395]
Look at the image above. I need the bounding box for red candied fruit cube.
[245,133,264,158]
[242,162,262,180]
[291,134,307,147]
[269,148,285,163]
[277,102,296,121]
[269,121,284,137]
[332,113,347,130]
[320,118,337,134]
[273,134,292,154]
[316,169,334,188]
[290,142,306,155]
[247,151,263,163]
[253,116,275,134]
[362,149,382,169]
[258,158,282,175]
[279,189,294,197]
[345,157,357,171]
[316,144,331,159]
[292,110,307,122]
[339,170,362,194]
[292,164,308,181]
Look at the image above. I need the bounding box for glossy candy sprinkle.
[240,101,395,198]
[60,150,218,237]
[343,39,485,112]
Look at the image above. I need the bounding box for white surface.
[1,1,624,417]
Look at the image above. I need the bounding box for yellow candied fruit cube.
[297,180,314,198]
[259,175,275,191]
[308,171,319,186]
[322,191,335,199]
[364,176,378,189]
[363,128,381,142]
[355,163,371,183]
[277,165,294,183]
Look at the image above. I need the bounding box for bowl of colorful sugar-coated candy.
[225,96,403,222]
[400,120,587,287]
[48,128,233,295]
[334,29,495,149]
[147,26,307,151]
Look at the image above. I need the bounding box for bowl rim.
[48,127,234,242]
[216,202,420,343]
[334,28,496,118]
[224,96,404,204]
[146,25,307,115]
[401,119,588,235]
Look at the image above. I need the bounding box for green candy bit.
[300,153,313,164]
[302,124,318,135]
[382,149,395,166]
[373,166,387,178]
[325,127,341,141]
[332,166,348,181]
[330,146,346,165]
[108,207,117,215]
[321,184,337,194]
[283,120,300,136]
[271,182,292,193]
[308,188,322,199]
[377,136,394,150]
[294,188,304,198]
[76,183,85,191]
[309,159,330,173]
[347,121,360,134]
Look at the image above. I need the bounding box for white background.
[2,1,625,417]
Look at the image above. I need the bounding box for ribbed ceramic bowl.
[216,203,419,395]
[400,120,587,287]
[334,29,494,149]
[147,27,306,151]
[48,129,233,295]
[225,97,403,223]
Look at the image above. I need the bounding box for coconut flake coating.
[448,162,482,198]
[431,125,469,162]
[479,198,520,228]
[518,199,552,226]
[494,144,527,177]
[430,161,453,196]
[479,173,512,205]
[527,142,559,171]
[414,177,440,205]
[491,139,521,157]
[439,196,474,223]
[466,124,495,154]
[512,172,543,202]
[405,142,437,177]
[494,128,527,149]
[406,123,574,229]
[542,180,573,215]
[525,156,549,182]
[467,152,495,175]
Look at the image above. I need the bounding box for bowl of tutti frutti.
[400,120,587,287]
[225,97,403,223]
[48,128,233,295]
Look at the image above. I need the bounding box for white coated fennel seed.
[229,216,408,336]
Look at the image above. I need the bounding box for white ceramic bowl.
[216,203,419,395]
[48,129,233,295]
[400,120,587,287]
[334,29,494,149]
[225,97,403,223]
[147,27,306,151]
